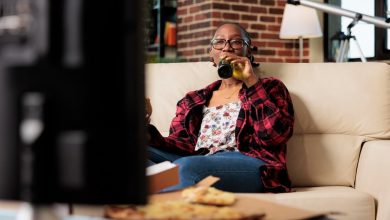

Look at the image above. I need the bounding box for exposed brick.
[242,0,258,4]
[267,42,284,48]
[223,12,239,20]
[178,25,188,32]
[184,16,194,23]
[269,8,284,15]
[286,58,300,63]
[212,11,222,18]
[268,58,284,62]
[177,17,183,24]
[241,14,257,21]
[190,5,200,13]
[195,12,211,20]
[277,0,286,7]
[232,5,249,12]
[189,21,211,30]
[178,42,188,48]
[256,57,267,62]
[195,48,205,54]
[178,0,194,7]
[250,6,267,13]
[189,57,200,62]
[212,3,230,10]
[239,22,249,29]
[212,20,225,27]
[189,39,212,46]
[192,29,215,38]
[200,56,211,61]
[261,33,279,39]
[259,49,275,55]
[285,42,299,49]
[176,0,312,63]
[201,3,212,10]
[177,8,188,16]
[260,16,276,22]
[252,41,266,47]
[267,25,280,31]
[278,50,293,56]
[250,24,266,30]
[181,50,195,56]
[260,0,274,6]
[248,32,259,39]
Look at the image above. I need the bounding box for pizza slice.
[181,186,236,206]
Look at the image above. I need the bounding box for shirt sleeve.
[147,97,198,155]
[244,78,294,149]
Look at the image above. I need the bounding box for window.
[325,0,390,61]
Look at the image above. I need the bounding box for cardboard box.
[150,191,326,220]
[145,167,328,219]
[146,161,179,193]
[149,176,327,220]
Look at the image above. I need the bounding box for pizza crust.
[181,186,236,206]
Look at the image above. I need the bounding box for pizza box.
[147,161,179,194]
[150,176,328,220]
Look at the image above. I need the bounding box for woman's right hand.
[145,98,153,124]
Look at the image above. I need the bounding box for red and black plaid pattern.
[148,77,294,192]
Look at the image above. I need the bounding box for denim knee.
[174,156,211,184]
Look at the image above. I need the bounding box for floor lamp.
[279,4,323,62]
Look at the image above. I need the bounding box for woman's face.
[209,24,250,65]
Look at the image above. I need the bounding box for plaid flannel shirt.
[148,77,294,192]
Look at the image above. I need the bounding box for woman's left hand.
[145,98,153,124]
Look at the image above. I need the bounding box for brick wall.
[177,0,309,63]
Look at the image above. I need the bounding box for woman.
[147,23,294,193]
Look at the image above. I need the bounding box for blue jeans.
[148,147,266,193]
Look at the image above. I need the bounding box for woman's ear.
[246,46,252,60]
[208,47,217,67]
[209,56,216,67]
[248,45,260,68]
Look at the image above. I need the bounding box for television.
[0,0,147,205]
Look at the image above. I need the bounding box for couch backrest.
[145,62,390,187]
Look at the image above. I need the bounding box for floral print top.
[195,101,241,155]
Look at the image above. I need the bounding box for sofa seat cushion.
[239,186,375,220]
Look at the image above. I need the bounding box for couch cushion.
[355,140,390,220]
[260,62,390,139]
[145,62,390,187]
[146,62,218,135]
[287,134,364,187]
[259,62,390,187]
[239,186,376,220]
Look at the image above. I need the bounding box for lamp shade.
[279,4,323,39]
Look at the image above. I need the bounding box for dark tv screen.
[0,0,147,204]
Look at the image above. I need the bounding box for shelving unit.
[147,0,177,60]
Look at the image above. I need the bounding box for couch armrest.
[355,140,390,220]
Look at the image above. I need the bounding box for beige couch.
[146,62,390,220]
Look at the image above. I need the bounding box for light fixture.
[279,4,323,62]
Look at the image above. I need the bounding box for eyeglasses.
[210,39,248,50]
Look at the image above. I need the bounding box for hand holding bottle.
[218,54,258,87]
